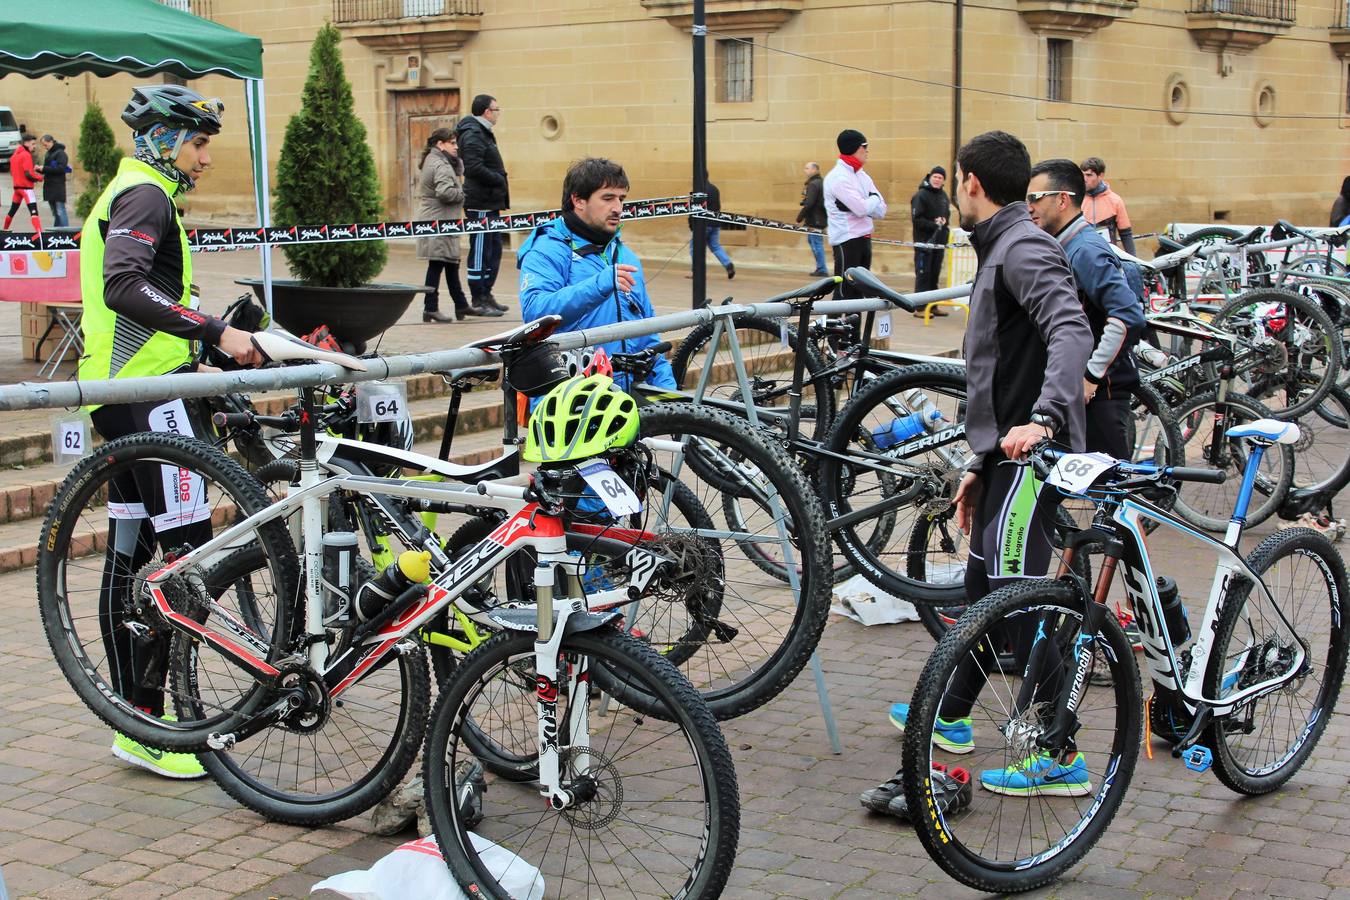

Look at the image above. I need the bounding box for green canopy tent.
[0,0,277,308]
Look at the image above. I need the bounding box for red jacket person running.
[4,133,43,232]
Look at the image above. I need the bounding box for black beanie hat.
[837,129,867,155]
[929,165,946,178]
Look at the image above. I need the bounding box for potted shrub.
[243,23,424,352]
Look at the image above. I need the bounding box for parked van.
[0,108,21,170]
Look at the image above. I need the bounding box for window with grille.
[1046,39,1072,102]
[718,39,753,104]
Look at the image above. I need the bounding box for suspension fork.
[1034,534,1121,755]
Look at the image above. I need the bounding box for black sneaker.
[485,293,509,312]
[887,765,971,822]
[464,304,504,318]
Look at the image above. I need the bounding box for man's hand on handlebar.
[1001,421,1053,461]
[218,325,264,367]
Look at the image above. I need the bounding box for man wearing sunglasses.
[1026,158,1145,462]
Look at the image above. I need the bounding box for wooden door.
[393,89,460,220]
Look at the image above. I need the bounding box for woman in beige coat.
[416,129,496,321]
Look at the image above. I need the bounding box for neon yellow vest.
[79,158,194,397]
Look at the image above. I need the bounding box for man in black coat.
[39,135,69,227]
[910,165,950,299]
[455,95,509,313]
[797,162,828,276]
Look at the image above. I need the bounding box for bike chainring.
[273,660,330,734]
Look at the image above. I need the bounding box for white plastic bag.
[830,573,920,625]
[312,834,544,900]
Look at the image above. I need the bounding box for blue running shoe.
[980,751,1092,797]
[889,702,974,754]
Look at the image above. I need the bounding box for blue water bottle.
[872,408,944,450]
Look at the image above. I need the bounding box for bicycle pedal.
[1182,745,1212,773]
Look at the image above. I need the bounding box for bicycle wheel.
[423,627,739,899]
[1126,381,1186,468]
[1287,383,1350,496]
[1285,253,1349,279]
[1171,390,1294,532]
[37,432,299,752]
[819,363,972,605]
[173,547,431,825]
[902,579,1141,893]
[1211,287,1343,419]
[635,402,832,719]
[669,313,837,441]
[1203,528,1350,795]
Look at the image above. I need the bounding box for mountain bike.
[899,426,1348,893]
[37,325,740,897]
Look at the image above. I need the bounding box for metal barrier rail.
[0,287,971,412]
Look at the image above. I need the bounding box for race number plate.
[51,413,91,466]
[577,461,643,516]
[356,381,410,425]
[1046,452,1115,495]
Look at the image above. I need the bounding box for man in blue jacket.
[1026,158,1145,461]
[518,157,675,391]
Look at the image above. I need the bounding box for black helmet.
[122,85,224,136]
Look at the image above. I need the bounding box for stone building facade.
[4,0,1348,269]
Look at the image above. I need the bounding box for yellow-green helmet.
[524,374,640,464]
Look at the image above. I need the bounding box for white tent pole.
[245,77,274,315]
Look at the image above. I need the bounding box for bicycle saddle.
[1225,418,1301,445]
[1156,234,1186,252]
[1230,226,1264,246]
[843,267,919,311]
[465,315,562,350]
[1143,242,1202,273]
[251,330,368,371]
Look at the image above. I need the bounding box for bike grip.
[476,481,529,500]
[212,411,254,428]
[650,341,673,355]
[1167,467,1227,484]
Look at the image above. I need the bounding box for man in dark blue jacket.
[518,157,675,391]
[1026,158,1145,461]
[456,94,509,314]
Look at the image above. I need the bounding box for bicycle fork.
[532,555,594,810]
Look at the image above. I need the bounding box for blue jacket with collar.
[1058,215,1145,392]
[517,216,675,391]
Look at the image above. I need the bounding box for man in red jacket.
[4,133,43,232]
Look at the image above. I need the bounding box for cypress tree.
[73,100,123,219]
[274,23,387,287]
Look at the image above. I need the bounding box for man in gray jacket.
[871,131,1094,813]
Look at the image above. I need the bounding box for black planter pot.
[236,279,427,355]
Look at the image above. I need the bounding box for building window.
[717,39,753,103]
[1046,39,1072,102]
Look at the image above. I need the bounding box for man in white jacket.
[823,128,887,298]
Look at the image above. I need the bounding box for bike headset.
[523,374,640,465]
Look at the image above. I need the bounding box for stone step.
[0,424,511,576]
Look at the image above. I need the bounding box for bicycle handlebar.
[1036,446,1225,485]
[842,268,918,312]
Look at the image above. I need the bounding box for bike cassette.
[131,560,209,626]
[274,661,330,734]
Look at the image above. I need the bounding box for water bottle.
[871,389,947,450]
[355,549,432,622]
[1156,575,1190,645]
[1136,343,1170,369]
[321,531,359,622]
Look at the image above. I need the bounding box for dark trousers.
[914,247,945,294]
[832,236,872,299]
[1085,391,1131,461]
[91,398,212,714]
[940,454,1063,720]
[423,259,468,313]
[466,210,503,301]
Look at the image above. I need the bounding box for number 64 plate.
[576,461,644,516]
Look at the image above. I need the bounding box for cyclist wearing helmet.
[80,84,261,780]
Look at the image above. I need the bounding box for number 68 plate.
[576,461,644,516]
[1046,452,1115,495]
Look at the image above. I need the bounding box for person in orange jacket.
[4,133,43,233]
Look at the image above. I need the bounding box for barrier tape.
[0,195,708,253]
[1,195,971,254]
[691,210,967,252]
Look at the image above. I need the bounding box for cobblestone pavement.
[4,509,1350,899]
